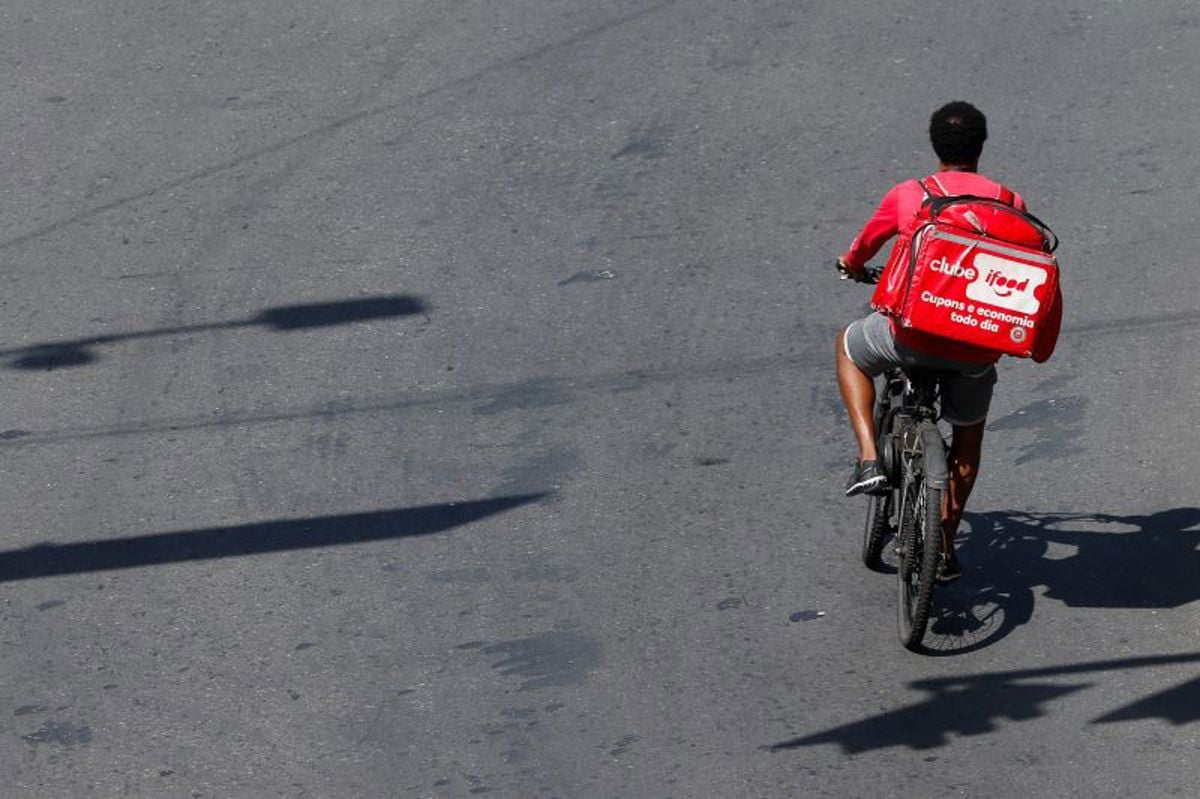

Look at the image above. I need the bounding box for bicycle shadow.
[919,507,1200,655]
[771,507,1200,753]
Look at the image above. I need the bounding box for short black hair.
[929,102,987,164]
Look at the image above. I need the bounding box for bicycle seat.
[899,366,957,385]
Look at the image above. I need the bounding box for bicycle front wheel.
[897,475,943,651]
[863,378,899,569]
[862,490,891,570]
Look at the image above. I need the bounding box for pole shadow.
[0,493,545,582]
[4,294,428,370]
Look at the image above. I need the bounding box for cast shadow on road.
[768,507,1200,754]
[0,493,544,582]
[0,294,428,370]
[767,652,1200,755]
[907,507,1200,655]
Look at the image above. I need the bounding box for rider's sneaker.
[936,552,963,585]
[844,460,888,497]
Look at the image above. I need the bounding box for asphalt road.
[1,1,1198,797]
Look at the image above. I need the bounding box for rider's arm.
[839,183,905,272]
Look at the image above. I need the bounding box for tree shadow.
[4,294,428,370]
[986,395,1088,465]
[771,681,1087,754]
[914,507,1200,655]
[768,653,1200,755]
[0,492,544,582]
[1096,674,1200,725]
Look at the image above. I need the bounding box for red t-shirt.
[841,171,1061,364]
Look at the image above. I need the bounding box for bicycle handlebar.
[836,261,883,285]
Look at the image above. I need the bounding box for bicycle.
[840,263,951,651]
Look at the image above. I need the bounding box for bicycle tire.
[862,490,891,569]
[897,473,943,651]
[863,377,900,569]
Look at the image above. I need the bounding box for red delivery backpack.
[871,177,1060,358]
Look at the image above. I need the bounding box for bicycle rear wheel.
[897,473,943,651]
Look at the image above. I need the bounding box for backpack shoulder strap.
[923,174,1016,205]
[920,175,949,198]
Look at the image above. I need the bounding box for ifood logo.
[985,270,1028,297]
[929,257,977,280]
[966,254,1048,314]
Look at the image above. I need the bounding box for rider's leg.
[933,363,995,565]
[942,420,985,556]
[836,327,877,462]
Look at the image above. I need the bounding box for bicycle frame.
[877,369,949,493]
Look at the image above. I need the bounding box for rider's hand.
[836,257,865,282]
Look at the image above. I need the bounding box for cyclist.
[835,101,1061,583]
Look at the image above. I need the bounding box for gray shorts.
[843,312,997,426]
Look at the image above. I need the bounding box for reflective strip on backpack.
[928,228,1057,264]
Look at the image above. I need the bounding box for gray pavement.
[1,1,1199,796]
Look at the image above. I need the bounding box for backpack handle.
[924,191,1060,254]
